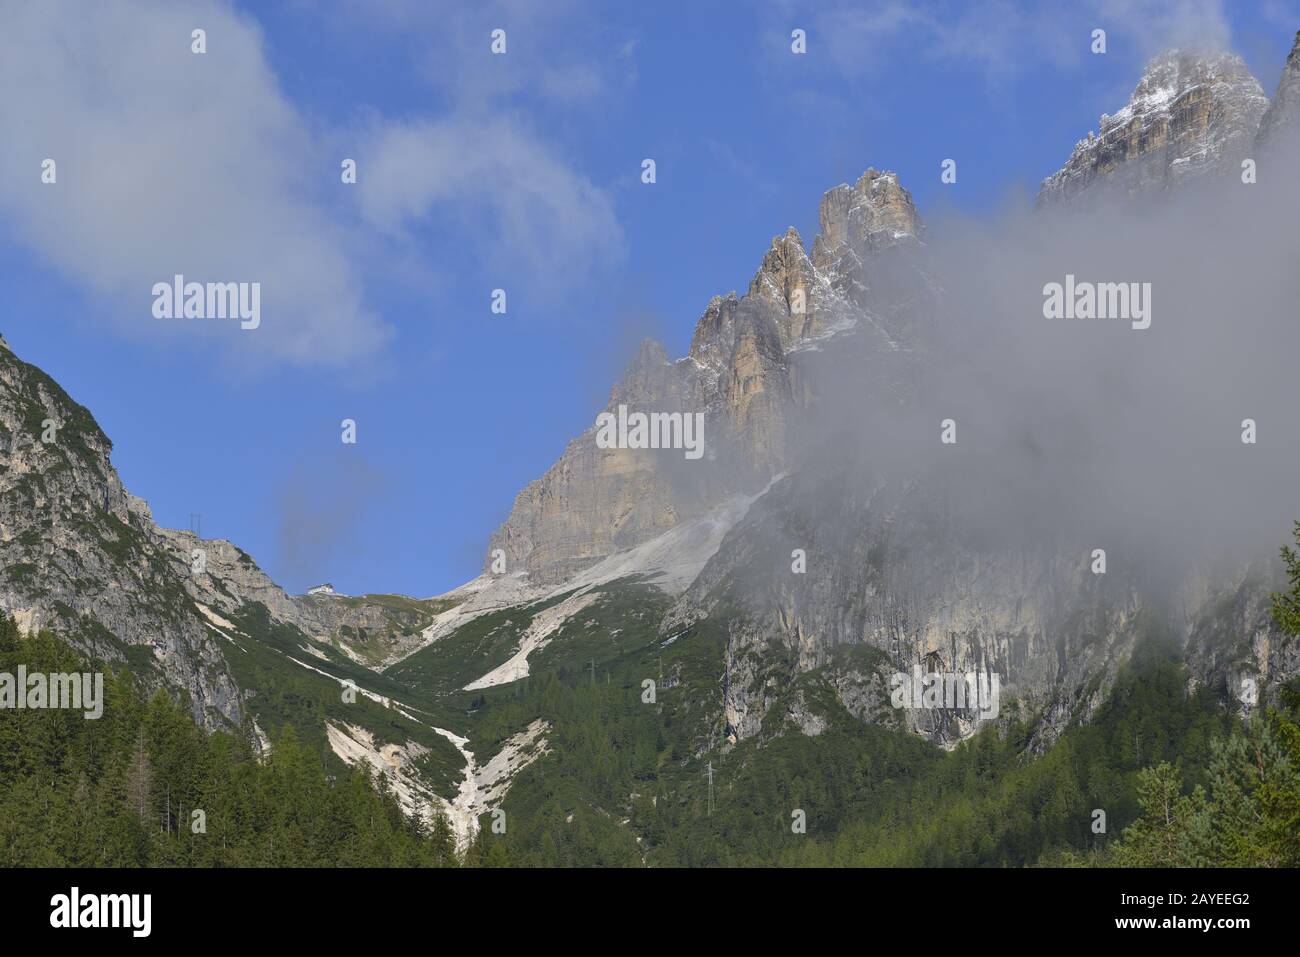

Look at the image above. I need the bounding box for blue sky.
[1,0,1297,596]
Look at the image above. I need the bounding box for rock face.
[1256,31,1300,151]
[650,44,1300,751]
[662,461,1298,751]
[813,168,922,269]
[0,336,445,724]
[6,36,1300,764]
[1037,50,1268,205]
[0,336,243,727]
[489,170,919,586]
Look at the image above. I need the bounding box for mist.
[790,153,1300,592]
[273,452,394,591]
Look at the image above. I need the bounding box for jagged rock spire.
[490,167,923,584]
[812,169,921,271]
[1038,49,1267,205]
[1256,30,1300,150]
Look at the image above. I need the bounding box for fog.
[790,150,1300,589]
[274,452,393,590]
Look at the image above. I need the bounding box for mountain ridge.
[1038,48,1268,205]
[4,34,1300,845]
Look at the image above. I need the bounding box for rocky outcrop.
[813,168,921,269]
[646,45,1300,748]
[1038,50,1268,205]
[1182,559,1300,716]
[666,457,1299,751]
[489,171,921,586]
[0,336,445,724]
[485,340,702,587]
[1256,31,1300,151]
[0,336,243,728]
[664,469,1128,748]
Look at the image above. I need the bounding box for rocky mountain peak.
[1038,48,1267,205]
[747,227,818,344]
[812,168,921,271]
[688,292,740,373]
[0,342,243,728]
[629,336,669,370]
[607,337,679,409]
[489,168,929,585]
[1256,30,1300,150]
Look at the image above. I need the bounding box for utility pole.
[705,761,714,817]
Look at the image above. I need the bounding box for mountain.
[0,333,498,842]
[0,334,242,727]
[488,169,922,587]
[1037,50,1268,205]
[474,44,1300,757]
[4,37,1300,861]
[1257,31,1300,150]
[0,333,466,725]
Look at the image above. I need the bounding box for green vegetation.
[0,611,458,867]
[391,582,1300,867]
[431,607,1232,865]
[215,602,466,799]
[1095,696,1300,867]
[5,521,1300,869]
[308,592,461,665]
[384,589,581,695]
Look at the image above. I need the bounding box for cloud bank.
[0,0,389,369]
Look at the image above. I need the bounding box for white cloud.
[335,0,626,109]
[357,117,624,292]
[770,0,1241,83]
[0,0,389,368]
[330,0,629,292]
[1097,0,1233,55]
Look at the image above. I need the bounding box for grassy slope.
[386,578,1251,866]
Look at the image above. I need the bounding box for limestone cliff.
[0,336,447,725]
[1037,50,1267,205]
[0,336,243,727]
[489,170,921,586]
[1256,31,1300,151]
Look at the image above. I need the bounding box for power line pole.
[705,761,714,817]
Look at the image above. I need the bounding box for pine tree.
[0,610,20,652]
[125,729,153,826]
[1111,763,1206,867]
[1272,521,1300,635]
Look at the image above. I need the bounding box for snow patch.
[398,480,776,670]
[464,590,601,690]
[426,719,551,850]
[326,721,434,822]
[195,602,239,634]
[563,481,778,595]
